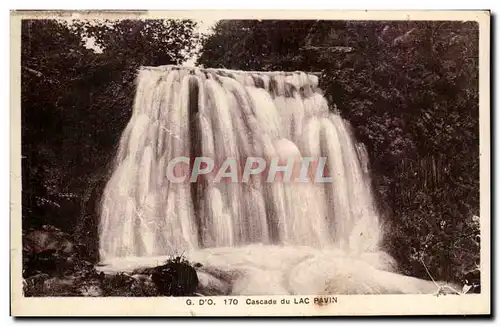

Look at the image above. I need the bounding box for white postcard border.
[10,10,491,316]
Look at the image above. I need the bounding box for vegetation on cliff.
[21,19,480,293]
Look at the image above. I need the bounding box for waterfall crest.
[99,65,383,261]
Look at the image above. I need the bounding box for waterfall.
[99,65,383,260]
[97,65,456,295]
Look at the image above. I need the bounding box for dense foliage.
[198,20,480,288]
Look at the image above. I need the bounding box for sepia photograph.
[10,10,490,316]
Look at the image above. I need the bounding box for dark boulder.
[23,225,75,255]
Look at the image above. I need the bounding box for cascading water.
[98,65,445,295]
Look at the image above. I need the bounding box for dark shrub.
[150,256,199,296]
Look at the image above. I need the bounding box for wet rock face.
[196,268,233,296]
[99,272,159,297]
[23,225,75,255]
